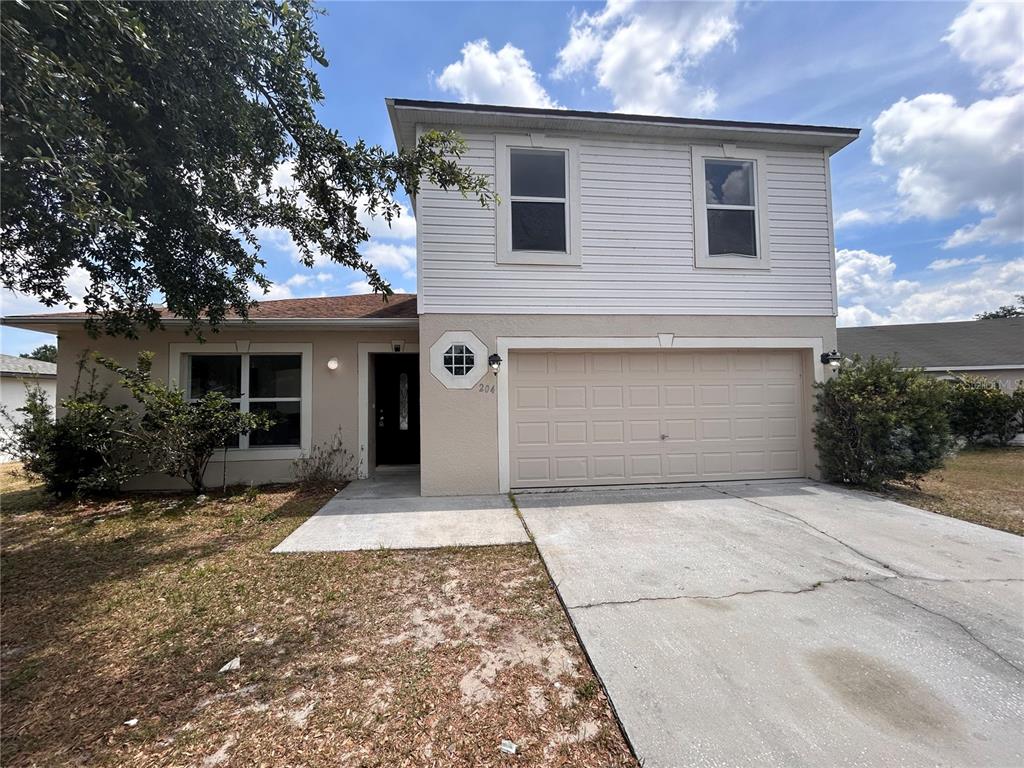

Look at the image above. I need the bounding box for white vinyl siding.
[417,130,835,316]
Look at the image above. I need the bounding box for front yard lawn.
[0,465,635,767]
[887,446,1024,536]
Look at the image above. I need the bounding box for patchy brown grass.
[886,447,1024,536]
[0,464,635,767]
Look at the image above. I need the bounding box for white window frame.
[495,133,581,266]
[168,341,312,461]
[692,145,771,270]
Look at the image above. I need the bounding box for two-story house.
[3,99,859,494]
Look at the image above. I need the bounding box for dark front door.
[374,354,420,465]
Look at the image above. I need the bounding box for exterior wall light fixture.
[488,353,503,374]
[820,350,842,368]
[326,357,339,371]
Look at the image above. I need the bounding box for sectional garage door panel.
[509,350,803,488]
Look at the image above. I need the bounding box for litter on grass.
[218,656,241,673]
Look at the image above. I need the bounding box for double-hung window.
[693,146,770,269]
[185,351,304,450]
[496,135,580,265]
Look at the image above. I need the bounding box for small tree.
[0,360,136,498]
[19,344,57,364]
[99,353,273,492]
[976,295,1024,319]
[814,357,952,489]
[946,375,1024,446]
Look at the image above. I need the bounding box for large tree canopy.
[1,0,491,336]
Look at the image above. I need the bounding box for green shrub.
[0,363,136,498]
[99,353,274,493]
[814,357,952,489]
[945,375,1023,446]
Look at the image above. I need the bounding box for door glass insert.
[399,372,409,431]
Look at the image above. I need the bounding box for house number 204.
[478,382,495,394]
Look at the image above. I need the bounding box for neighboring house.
[837,318,1024,391]
[2,99,859,493]
[0,353,57,462]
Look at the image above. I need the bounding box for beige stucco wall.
[419,314,837,496]
[54,325,418,490]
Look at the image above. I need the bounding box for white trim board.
[494,335,826,493]
[167,341,313,462]
[357,342,420,479]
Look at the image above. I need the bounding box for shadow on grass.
[0,485,332,765]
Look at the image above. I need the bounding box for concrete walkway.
[517,481,1024,768]
[273,467,529,552]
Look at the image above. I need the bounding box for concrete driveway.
[516,481,1024,768]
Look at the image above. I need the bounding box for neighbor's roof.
[1,293,418,333]
[387,98,860,156]
[0,353,57,378]
[837,318,1024,370]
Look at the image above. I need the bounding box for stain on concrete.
[807,648,962,741]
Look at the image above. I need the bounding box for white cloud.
[871,91,1024,248]
[345,280,374,295]
[553,0,737,116]
[249,271,333,302]
[834,208,890,229]
[837,249,1024,326]
[835,248,917,313]
[867,3,1024,248]
[437,40,557,108]
[1,265,92,317]
[944,1,1024,93]
[361,242,417,279]
[927,254,987,271]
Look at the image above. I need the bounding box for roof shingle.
[0,353,57,377]
[3,293,418,322]
[837,318,1024,369]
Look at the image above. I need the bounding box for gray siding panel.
[418,131,836,315]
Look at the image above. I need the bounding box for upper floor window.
[510,149,567,252]
[496,135,580,266]
[693,147,770,270]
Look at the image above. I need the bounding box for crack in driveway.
[866,579,1024,675]
[566,574,891,610]
[712,486,905,577]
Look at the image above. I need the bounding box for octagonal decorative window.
[443,344,475,376]
[430,331,488,390]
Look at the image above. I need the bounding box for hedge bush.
[814,357,952,489]
[1,364,136,498]
[945,375,1023,446]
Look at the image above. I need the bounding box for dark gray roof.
[0,353,57,377]
[389,98,860,136]
[837,318,1024,369]
[387,98,860,157]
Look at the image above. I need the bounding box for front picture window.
[443,344,475,376]
[510,148,567,252]
[704,159,758,258]
[187,353,302,448]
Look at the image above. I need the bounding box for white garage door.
[509,349,804,488]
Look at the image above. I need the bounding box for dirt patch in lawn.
[886,447,1024,536]
[0,464,635,767]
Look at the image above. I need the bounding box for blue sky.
[2,0,1022,355]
